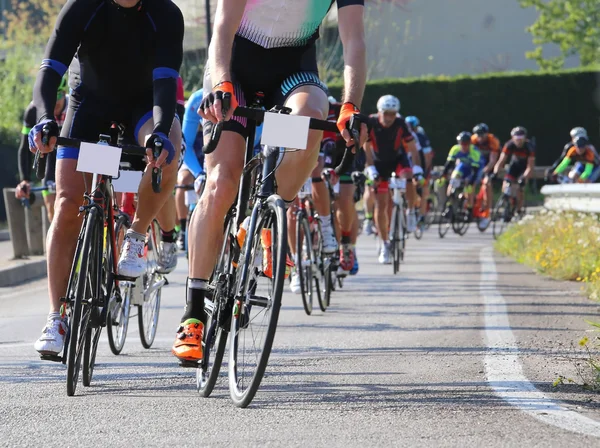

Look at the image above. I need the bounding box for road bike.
[388,173,408,274]
[492,179,527,239]
[195,94,359,407]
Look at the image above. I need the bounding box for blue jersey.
[182,89,204,178]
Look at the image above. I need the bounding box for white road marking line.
[481,247,600,438]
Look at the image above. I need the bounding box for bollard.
[2,188,30,258]
[25,198,45,255]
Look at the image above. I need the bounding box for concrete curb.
[0,259,47,287]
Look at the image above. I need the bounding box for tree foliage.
[0,0,61,142]
[519,0,600,70]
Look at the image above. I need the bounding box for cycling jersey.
[181,89,204,178]
[471,133,500,159]
[33,0,184,159]
[555,145,598,180]
[502,140,535,164]
[203,0,363,140]
[367,114,414,164]
[238,0,363,49]
[443,145,481,182]
[18,99,68,183]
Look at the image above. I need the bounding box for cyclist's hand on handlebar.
[365,165,379,182]
[15,180,31,200]
[337,103,367,150]
[322,168,339,186]
[198,81,238,124]
[145,132,175,168]
[28,119,58,154]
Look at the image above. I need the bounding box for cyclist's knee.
[53,194,83,229]
[178,169,193,185]
[204,169,239,208]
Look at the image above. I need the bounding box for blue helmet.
[405,116,419,128]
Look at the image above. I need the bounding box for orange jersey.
[566,145,596,164]
[471,133,500,157]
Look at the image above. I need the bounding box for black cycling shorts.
[375,152,412,180]
[506,160,527,181]
[57,91,154,161]
[203,36,328,140]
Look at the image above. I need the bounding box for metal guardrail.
[2,188,49,258]
[541,184,600,213]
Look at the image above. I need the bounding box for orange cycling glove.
[336,102,360,134]
[212,81,239,115]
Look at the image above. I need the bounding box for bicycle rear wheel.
[107,215,130,355]
[229,195,286,408]
[66,208,99,396]
[197,213,234,397]
[296,211,313,315]
[391,205,401,274]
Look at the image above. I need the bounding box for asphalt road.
[1,229,600,447]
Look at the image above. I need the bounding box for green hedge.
[328,68,600,166]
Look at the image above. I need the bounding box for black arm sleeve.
[32,0,89,122]
[151,4,184,135]
[18,103,38,182]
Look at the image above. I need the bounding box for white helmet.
[570,127,588,139]
[377,95,400,113]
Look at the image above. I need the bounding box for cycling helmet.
[511,126,527,137]
[328,96,338,104]
[575,136,589,149]
[377,95,400,113]
[473,123,489,135]
[405,116,420,128]
[570,127,588,139]
[457,131,472,144]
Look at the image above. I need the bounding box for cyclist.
[439,132,481,216]
[405,116,433,224]
[471,123,500,229]
[177,0,367,363]
[364,95,419,264]
[547,127,600,183]
[552,136,598,183]
[29,0,184,356]
[15,75,68,222]
[176,88,205,250]
[492,126,535,214]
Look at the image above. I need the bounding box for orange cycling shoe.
[260,229,293,279]
[171,318,203,362]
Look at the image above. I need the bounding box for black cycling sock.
[161,228,176,243]
[179,219,187,233]
[180,278,208,324]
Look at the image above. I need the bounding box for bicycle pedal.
[178,360,199,368]
[40,354,62,363]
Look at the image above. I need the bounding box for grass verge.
[495,210,600,388]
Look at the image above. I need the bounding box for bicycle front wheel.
[296,210,313,315]
[229,195,287,408]
[139,224,162,348]
[492,196,510,240]
[438,204,452,238]
[66,208,99,396]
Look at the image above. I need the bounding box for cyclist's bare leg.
[351,206,359,244]
[176,169,194,221]
[188,131,245,279]
[419,181,429,216]
[337,184,355,237]
[484,177,493,211]
[43,193,56,222]
[311,157,330,217]
[156,194,177,232]
[363,185,374,217]
[46,160,89,312]
[374,188,390,241]
[403,174,416,209]
[275,85,328,201]
[132,118,182,235]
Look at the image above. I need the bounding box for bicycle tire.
[452,195,470,236]
[400,199,407,262]
[392,205,401,274]
[107,216,130,355]
[197,213,234,397]
[424,195,437,228]
[229,195,286,408]
[322,261,333,311]
[438,203,452,238]
[138,223,161,348]
[296,211,313,315]
[492,196,510,240]
[66,208,98,396]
